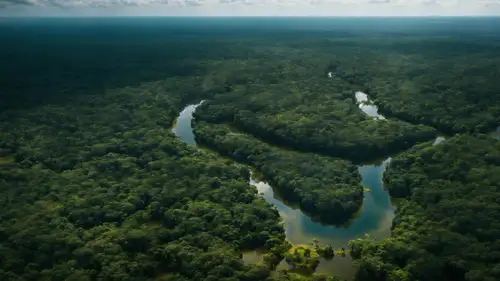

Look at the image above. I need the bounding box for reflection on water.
[174,103,396,280]
[173,100,498,279]
[355,91,386,120]
[433,136,446,145]
[249,158,395,279]
[171,101,204,146]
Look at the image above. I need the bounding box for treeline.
[323,36,500,134]
[194,81,437,163]
[0,76,298,281]
[0,76,215,172]
[193,121,363,225]
[349,135,500,281]
[0,20,267,111]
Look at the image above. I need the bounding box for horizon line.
[2,15,500,18]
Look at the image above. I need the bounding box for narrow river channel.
[250,158,394,279]
[171,99,399,280]
[171,95,498,279]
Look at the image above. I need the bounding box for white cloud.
[0,0,499,15]
[0,0,170,8]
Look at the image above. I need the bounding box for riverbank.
[172,99,499,281]
[172,101,402,280]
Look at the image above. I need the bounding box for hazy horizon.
[2,15,500,18]
[1,0,500,17]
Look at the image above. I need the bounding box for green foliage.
[284,245,321,272]
[0,78,288,281]
[350,135,500,281]
[194,80,436,163]
[316,245,335,259]
[1,18,499,281]
[362,50,500,135]
[268,271,345,281]
[193,122,363,224]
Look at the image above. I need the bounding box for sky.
[0,0,500,16]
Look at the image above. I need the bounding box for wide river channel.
[171,94,498,280]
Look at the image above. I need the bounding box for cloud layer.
[0,0,170,8]
[0,0,497,7]
[1,0,499,15]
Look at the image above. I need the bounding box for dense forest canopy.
[193,121,363,224]
[0,76,295,281]
[193,79,437,163]
[1,17,499,281]
[350,135,500,281]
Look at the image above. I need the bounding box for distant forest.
[0,18,499,281]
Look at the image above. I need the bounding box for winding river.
[172,100,397,280]
[171,103,203,147]
[171,96,495,279]
[250,159,395,279]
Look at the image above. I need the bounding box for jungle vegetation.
[349,135,500,281]
[192,70,437,163]
[1,17,500,281]
[0,75,298,281]
[284,245,321,272]
[193,121,363,224]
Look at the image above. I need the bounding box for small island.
[284,245,321,272]
[284,239,349,272]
